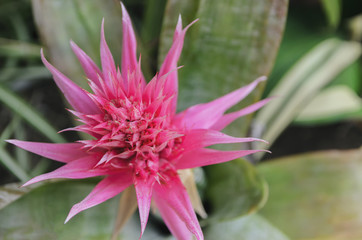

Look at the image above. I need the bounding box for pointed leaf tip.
[6,140,86,163]
[64,210,74,224]
[135,178,154,238]
[5,139,15,144]
[101,18,105,35]
[177,15,182,30]
[120,2,143,85]
[65,173,133,224]
[185,18,199,31]
[154,176,204,240]
[121,2,130,22]
[64,203,82,223]
[256,75,267,83]
[21,181,32,188]
[100,17,117,85]
[70,40,103,87]
[176,148,268,169]
[121,2,129,21]
[41,49,101,114]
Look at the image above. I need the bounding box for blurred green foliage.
[0,0,361,239]
[259,148,362,239]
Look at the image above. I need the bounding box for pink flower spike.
[154,193,192,240]
[22,156,108,187]
[134,177,155,238]
[65,172,132,223]
[121,2,145,87]
[11,4,270,239]
[6,140,86,163]
[175,148,268,170]
[173,76,266,129]
[154,174,203,240]
[182,129,267,152]
[159,17,198,115]
[41,50,101,115]
[100,19,117,86]
[211,97,273,131]
[70,40,103,87]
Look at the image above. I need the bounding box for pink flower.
[8,4,270,240]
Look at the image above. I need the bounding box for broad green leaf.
[158,0,199,63]
[140,0,167,79]
[295,85,362,124]
[0,180,167,240]
[31,0,123,89]
[0,66,50,88]
[160,0,288,135]
[204,214,289,240]
[0,38,41,58]
[265,16,334,96]
[0,84,65,143]
[330,60,361,94]
[349,14,362,42]
[320,0,341,28]
[0,183,32,210]
[258,148,362,239]
[204,158,268,222]
[254,39,362,153]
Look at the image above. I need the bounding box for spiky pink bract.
[8,4,271,240]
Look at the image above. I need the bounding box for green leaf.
[0,148,29,182]
[320,0,341,28]
[265,16,334,96]
[204,214,289,240]
[0,84,65,143]
[14,120,30,171]
[349,14,362,42]
[329,61,361,94]
[258,148,362,239]
[160,0,288,135]
[0,180,167,240]
[139,0,167,79]
[30,159,51,177]
[0,38,41,58]
[31,0,123,89]
[295,85,362,124]
[158,0,199,63]
[204,158,268,222]
[0,66,51,87]
[254,39,362,152]
[0,117,19,149]
[0,183,32,210]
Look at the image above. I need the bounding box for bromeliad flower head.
[8,4,270,240]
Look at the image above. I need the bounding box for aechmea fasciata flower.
[7,4,270,240]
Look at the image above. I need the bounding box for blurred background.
[0,0,361,239]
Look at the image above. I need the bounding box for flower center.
[82,96,183,175]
